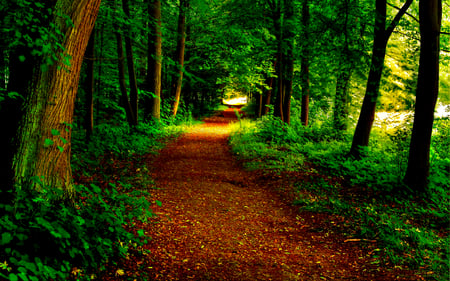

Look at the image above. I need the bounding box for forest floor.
[103,108,422,280]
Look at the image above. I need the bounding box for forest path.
[118,109,416,280]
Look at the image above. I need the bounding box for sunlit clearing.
[223,96,248,106]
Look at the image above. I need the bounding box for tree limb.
[387,1,419,24]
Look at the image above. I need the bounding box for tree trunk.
[171,0,189,117]
[404,0,442,192]
[8,0,101,198]
[349,0,413,158]
[122,0,139,125]
[116,31,136,126]
[263,61,276,115]
[300,0,310,126]
[84,28,95,140]
[333,59,352,132]
[145,0,162,120]
[333,0,352,132]
[282,0,294,125]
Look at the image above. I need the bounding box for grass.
[229,114,450,281]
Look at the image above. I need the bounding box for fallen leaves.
[97,111,422,280]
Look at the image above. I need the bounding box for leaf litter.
[101,109,421,280]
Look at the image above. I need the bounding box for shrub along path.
[107,109,420,280]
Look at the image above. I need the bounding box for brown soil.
[106,109,421,280]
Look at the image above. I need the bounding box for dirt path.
[120,111,418,280]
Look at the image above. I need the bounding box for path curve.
[132,111,417,280]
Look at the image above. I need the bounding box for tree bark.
[8,0,101,198]
[349,0,413,158]
[122,0,139,125]
[84,28,95,140]
[404,0,442,192]
[145,0,162,120]
[171,0,189,117]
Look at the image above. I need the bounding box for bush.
[0,180,157,280]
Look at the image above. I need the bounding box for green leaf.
[155,200,162,207]
[18,55,25,62]
[44,139,54,147]
[1,232,13,245]
[8,273,18,281]
[51,129,60,136]
[57,146,64,153]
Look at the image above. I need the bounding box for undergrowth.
[0,117,186,280]
[230,113,450,281]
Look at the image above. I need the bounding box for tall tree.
[145,0,162,120]
[349,0,413,158]
[300,0,310,126]
[171,0,189,117]
[122,0,139,125]
[404,0,442,192]
[115,30,137,125]
[1,0,101,198]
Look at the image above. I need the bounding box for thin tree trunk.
[145,0,162,120]
[300,0,310,126]
[171,0,189,117]
[404,0,442,192]
[263,61,276,115]
[333,59,352,131]
[333,0,352,132]
[116,31,136,126]
[349,0,413,158]
[122,0,139,125]
[84,28,95,140]
[8,0,101,198]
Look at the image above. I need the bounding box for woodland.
[0,0,449,280]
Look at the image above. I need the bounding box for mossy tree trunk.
[8,0,101,199]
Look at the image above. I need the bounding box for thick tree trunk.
[84,28,95,140]
[300,0,310,126]
[404,0,441,192]
[122,0,139,125]
[171,0,189,117]
[9,0,101,198]
[349,0,413,158]
[145,0,162,120]
[116,31,136,126]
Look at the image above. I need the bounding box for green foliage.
[0,180,155,280]
[230,110,449,280]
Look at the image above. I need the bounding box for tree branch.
[387,1,419,24]
[441,31,450,36]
